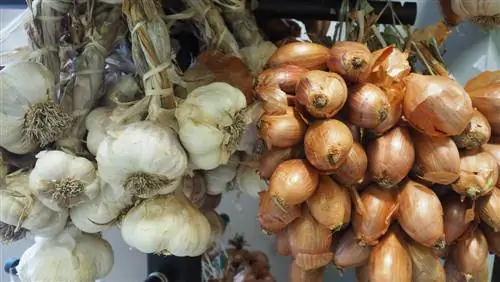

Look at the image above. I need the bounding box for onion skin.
[269,159,319,206]
[258,190,301,233]
[481,223,500,256]
[403,74,473,137]
[276,229,291,256]
[347,83,391,129]
[333,227,372,269]
[453,109,491,150]
[352,185,398,245]
[255,85,289,115]
[397,180,445,248]
[257,65,308,93]
[295,70,347,118]
[407,240,446,282]
[356,264,370,282]
[445,259,489,282]
[258,107,307,149]
[368,226,412,282]
[304,119,354,172]
[367,46,411,98]
[370,100,403,135]
[288,207,332,256]
[442,193,475,245]
[306,176,351,231]
[267,42,329,70]
[327,41,372,82]
[259,147,294,179]
[289,262,324,282]
[477,187,500,231]
[450,229,489,277]
[367,127,415,188]
[465,72,500,136]
[332,142,368,186]
[452,150,498,199]
[482,144,500,186]
[294,252,334,270]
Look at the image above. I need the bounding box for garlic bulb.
[175,82,249,170]
[121,193,212,256]
[451,0,500,28]
[29,150,100,212]
[0,62,72,154]
[70,179,132,233]
[85,107,113,156]
[234,156,267,197]
[97,121,188,198]
[205,154,240,195]
[18,225,114,282]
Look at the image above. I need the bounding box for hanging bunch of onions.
[333,228,372,270]
[407,240,446,282]
[449,229,489,278]
[442,193,475,245]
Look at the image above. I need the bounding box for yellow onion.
[267,42,329,70]
[412,131,460,185]
[346,83,390,129]
[397,180,445,248]
[465,71,500,135]
[259,147,294,179]
[482,144,500,186]
[258,190,301,234]
[367,127,415,188]
[257,65,308,93]
[370,100,403,135]
[453,109,491,150]
[332,142,368,186]
[352,185,398,245]
[269,159,319,206]
[333,227,372,269]
[294,252,334,270]
[255,85,288,115]
[481,223,500,256]
[445,259,489,282]
[304,119,354,172]
[258,107,307,149]
[306,176,351,231]
[289,262,324,282]
[276,229,291,256]
[355,264,370,282]
[442,193,475,244]
[403,74,473,137]
[452,150,498,199]
[450,229,489,277]
[407,240,446,282]
[327,41,372,82]
[295,71,347,118]
[477,187,500,231]
[368,225,412,282]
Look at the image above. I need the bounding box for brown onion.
[397,180,445,248]
[407,240,446,282]
[352,185,398,245]
[465,71,500,136]
[289,262,324,282]
[477,187,500,231]
[412,131,460,184]
[327,41,372,82]
[403,74,473,137]
[445,259,489,282]
[450,229,489,277]
[257,65,308,93]
[255,85,288,115]
[267,42,329,70]
[258,190,302,233]
[442,193,475,244]
[370,100,403,135]
[304,119,354,172]
[344,120,362,143]
[306,176,351,231]
[276,229,291,256]
[355,264,370,282]
[333,227,372,269]
[452,150,498,199]
[259,147,294,179]
[347,83,391,129]
[482,143,500,186]
[332,143,368,186]
[368,225,412,282]
[269,159,319,206]
[258,107,307,149]
[295,70,347,118]
[367,127,415,188]
[294,252,334,270]
[453,109,491,150]
[288,206,332,255]
[481,223,500,256]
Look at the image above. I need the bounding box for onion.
[258,107,307,149]
[257,65,308,93]
[367,127,415,188]
[304,119,354,172]
[289,262,324,282]
[453,109,491,150]
[276,229,291,256]
[327,41,372,82]
[482,144,500,186]
[352,184,398,245]
[451,150,498,199]
[333,227,372,269]
[368,225,412,282]
[449,229,489,277]
[355,264,370,282]
[367,46,411,98]
[445,259,489,282]
[332,142,368,186]
[255,85,289,115]
[477,187,500,231]
[267,42,329,70]
[370,100,403,135]
[268,159,319,206]
[306,176,351,231]
[407,240,446,282]
[259,147,294,179]
[465,71,500,136]
[346,83,390,129]
[295,70,347,118]
[403,74,473,137]
[412,131,460,185]
[258,190,301,233]
[397,180,445,248]
[294,252,334,270]
[344,120,362,143]
[442,193,475,244]
[481,223,500,256]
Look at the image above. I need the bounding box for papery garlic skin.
[176,82,247,170]
[85,107,113,156]
[204,154,240,195]
[29,150,100,212]
[18,226,114,282]
[235,163,267,198]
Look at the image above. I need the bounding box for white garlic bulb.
[205,154,240,195]
[234,162,267,198]
[175,82,248,170]
[121,193,212,257]
[29,150,100,212]
[85,107,114,156]
[451,0,500,27]
[18,225,114,282]
[96,121,188,198]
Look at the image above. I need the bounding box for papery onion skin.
[294,252,334,270]
[352,185,398,245]
[333,227,372,269]
[451,150,498,199]
[259,147,294,179]
[304,119,354,172]
[445,259,489,282]
[367,46,411,95]
[269,159,319,206]
[257,65,308,93]
[453,109,491,150]
[407,240,446,282]
[397,180,445,248]
[370,100,403,135]
[288,206,332,255]
[367,127,415,188]
[466,71,500,136]
[327,41,372,83]
[332,142,368,186]
[482,144,500,186]
[258,107,307,149]
[481,223,500,256]
[276,229,291,256]
[442,193,475,245]
[450,229,489,277]
[403,74,473,137]
[258,190,301,233]
[347,83,391,129]
[267,42,329,70]
[306,176,351,231]
[289,262,324,282]
[477,187,500,231]
[255,85,288,115]
[295,70,347,118]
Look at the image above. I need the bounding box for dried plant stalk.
[214,0,263,47]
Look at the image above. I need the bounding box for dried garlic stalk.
[214,0,263,47]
